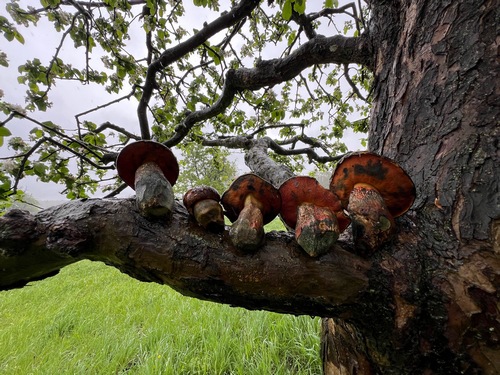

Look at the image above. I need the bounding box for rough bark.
[321,0,499,373]
[0,200,370,318]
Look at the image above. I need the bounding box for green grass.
[264,217,287,232]
[0,258,321,374]
[223,216,287,233]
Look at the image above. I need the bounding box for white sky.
[0,1,366,203]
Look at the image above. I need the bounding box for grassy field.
[0,220,321,374]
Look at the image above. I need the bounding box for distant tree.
[174,141,238,198]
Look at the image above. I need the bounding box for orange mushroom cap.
[116,141,179,189]
[279,176,350,232]
[221,174,281,224]
[330,152,416,218]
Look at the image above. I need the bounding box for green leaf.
[187,101,196,111]
[287,30,297,46]
[33,163,47,177]
[282,0,292,21]
[293,0,306,15]
[0,180,12,195]
[0,127,12,136]
[4,31,14,42]
[206,46,221,65]
[324,0,338,7]
[42,121,57,129]
[29,82,39,93]
[117,66,126,79]
[31,128,44,138]
[14,31,25,44]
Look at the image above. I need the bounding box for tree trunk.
[322,0,499,373]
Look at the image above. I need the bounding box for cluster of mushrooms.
[116,140,416,257]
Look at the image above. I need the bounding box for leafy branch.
[137,0,261,139]
[163,33,372,148]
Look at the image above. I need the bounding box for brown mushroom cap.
[221,174,281,224]
[116,140,179,189]
[183,186,221,215]
[330,152,416,218]
[279,176,350,232]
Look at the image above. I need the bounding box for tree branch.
[343,64,367,101]
[138,0,260,140]
[164,34,372,148]
[0,200,371,318]
[80,121,141,142]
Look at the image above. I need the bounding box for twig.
[343,64,367,101]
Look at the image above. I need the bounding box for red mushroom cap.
[279,176,350,232]
[221,174,281,224]
[329,152,416,218]
[183,186,221,216]
[116,140,179,189]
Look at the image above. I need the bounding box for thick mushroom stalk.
[229,194,265,251]
[347,183,395,254]
[221,174,281,252]
[135,162,174,218]
[279,176,350,258]
[295,203,339,257]
[116,141,179,219]
[183,186,224,232]
[330,152,416,255]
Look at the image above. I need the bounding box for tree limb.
[0,200,371,318]
[164,34,372,148]
[138,0,260,140]
[80,121,141,142]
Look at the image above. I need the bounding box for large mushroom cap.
[116,140,179,188]
[221,173,281,224]
[330,152,416,218]
[183,186,221,215]
[279,176,350,232]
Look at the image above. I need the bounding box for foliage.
[174,140,238,197]
[0,0,371,201]
[0,260,321,374]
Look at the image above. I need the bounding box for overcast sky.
[0,1,365,204]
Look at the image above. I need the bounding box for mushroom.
[221,174,281,252]
[279,176,350,257]
[330,152,416,253]
[116,140,179,218]
[183,186,225,232]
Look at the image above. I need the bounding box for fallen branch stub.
[330,152,416,254]
[116,141,179,218]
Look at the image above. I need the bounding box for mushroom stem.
[193,199,225,232]
[229,195,264,252]
[295,203,340,257]
[135,162,174,218]
[347,183,395,254]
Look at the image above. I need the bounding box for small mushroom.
[279,176,350,257]
[183,186,224,232]
[221,174,281,252]
[116,140,179,218]
[330,152,416,253]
